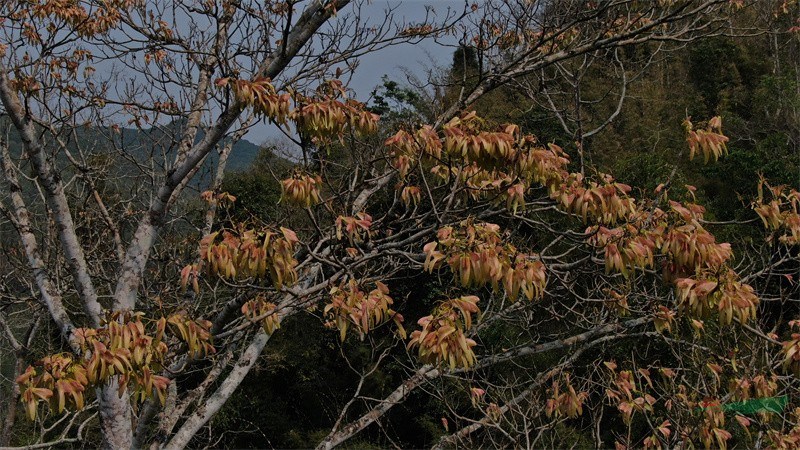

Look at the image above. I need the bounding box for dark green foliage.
[221,146,291,223]
[688,37,770,118]
[369,76,429,123]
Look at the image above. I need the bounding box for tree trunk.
[0,358,24,446]
[162,331,270,450]
[97,381,133,450]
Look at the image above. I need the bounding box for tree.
[1,1,799,449]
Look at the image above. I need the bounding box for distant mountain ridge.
[106,119,264,174]
[1,117,264,189]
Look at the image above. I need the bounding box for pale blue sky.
[250,0,465,144]
[347,0,465,97]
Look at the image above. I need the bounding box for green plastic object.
[722,396,789,415]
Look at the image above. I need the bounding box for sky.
[346,0,465,97]
[249,0,466,144]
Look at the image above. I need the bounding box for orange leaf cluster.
[429,163,508,203]
[604,365,656,425]
[392,152,415,180]
[556,173,636,225]
[408,296,480,370]
[729,374,778,402]
[435,113,570,192]
[674,270,757,325]
[653,306,677,333]
[545,374,588,419]
[589,223,659,276]
[167,313,215,359]
[516,142,571,193]
[492,26,579,53]
[17,311,213,420]
[385,125,441,178]
[291,81,379,142]
[423,220,546,302]
[684,116,729,163]
[242,296,281,336]
[198,226,299,288]
[179,263,200,294]
[385,125,442,159]
[292,98,379,141]
[400,185,421,207]
[8,75,41,95]
[144,49,167,65]
[200,190,237,205]
[386,112,570,214]
[661,201,732,275]
[754,181,800,245]
[335,212,372,244]
[400,23,434,36]
[698,401,732,450]
[643,421,673,449]
[603,288,630,316]
[415,113,635,223]
[20,0,136,38]
[324,280,405,342]
[505,182,526,214]
[17,356,85,421]
[766,408,800,449]
[780,320,800,375]
[220,77,291,122]
[469,387,486,407]
[617,205,690,272]
[586,194,757,326]
[281,172,322,207]
[442,114,518,169]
